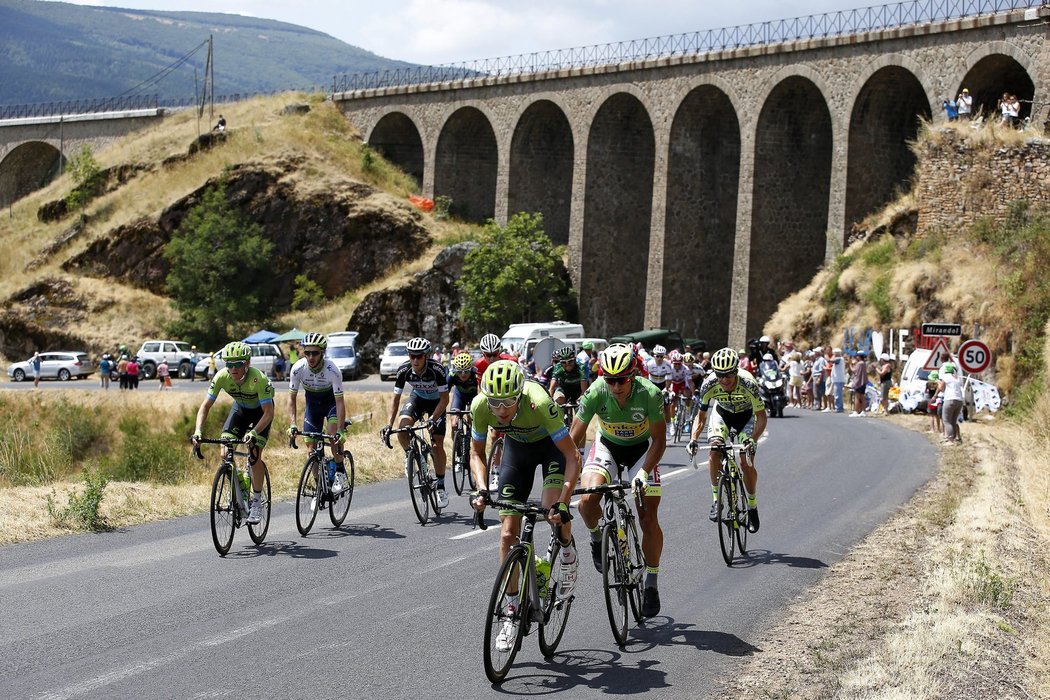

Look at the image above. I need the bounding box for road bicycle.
[193,436,271,556]
[476,500,574,684]
[559,399,579,429]
[672,393,696,444]
[385,422,443,525]
[693,435,752,566]
[289,424,355,536]
[575,478,647,645]
[446,408,475,496]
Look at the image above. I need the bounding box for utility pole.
[197,35,214,124]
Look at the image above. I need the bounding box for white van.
[500,321,585,359]
[898,347,974,415]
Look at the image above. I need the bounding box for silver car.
[7,351,94,382]
[378,341,409,381]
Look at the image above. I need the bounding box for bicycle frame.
[195,437,254,519]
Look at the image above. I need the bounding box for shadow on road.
[497,648,669,695]
[731,549,828,569]
[628,618,759,657]
[227,540,338,559]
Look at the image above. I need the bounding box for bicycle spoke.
[717,474,736,566]
[601,522,629,645]
[539,539,572,657]
[624,513,646,622]
[210,465,235,556]
[330,453,355,527]
[407,449,430,525]
[296,456,321,536]
[484,547,528,684]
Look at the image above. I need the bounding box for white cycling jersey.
[646,358,674,385]
[288,357,344,396]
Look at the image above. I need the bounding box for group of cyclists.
[188,330,767,636]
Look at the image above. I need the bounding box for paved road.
[0,412,934,698]
[1,373,390,394]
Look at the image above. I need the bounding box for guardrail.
[332,0,1041,93]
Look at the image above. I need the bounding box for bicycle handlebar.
[288,425,346,450]
[191,436,253,461]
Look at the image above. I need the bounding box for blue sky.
[44,0,883,65]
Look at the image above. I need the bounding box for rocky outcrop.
[0,278,90,358]
[62,159,431,309]
[349,242,477,363]
[37,163,149,223]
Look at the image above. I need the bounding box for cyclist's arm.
[288,391,299,427]
[387,393,402,426]
[751,409,767,443]
[468,436,489,508]
[548,376,559,397]
[334,394,346,434]
[568,416,587,449]
[194,396,215,434]
[432,390,449,421]
[254,400,275,435]
[553,432,581,507]
[690,408,708,442]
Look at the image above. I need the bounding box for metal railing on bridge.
[332,0,1042,93]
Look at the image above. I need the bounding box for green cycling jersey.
[207,367,275,409]
[576,375,664,445]
[470,380,568,444]
[695,369,765,414]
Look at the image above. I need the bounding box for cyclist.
[548,345,590,407]
[665,350,694,426]
[569,343,666,618]
[469,361,580,650]
[447,350,478,433]
[645,345,674,425]
[687,347,767,533]
[191,341,276,525]
[475,333,511,376]
[287,333,349,493]
[684,352,706,402]
[381,337,451,508]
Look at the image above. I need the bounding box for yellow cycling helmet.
[711,347,739,374]
[221,341,252,363]
[599,343,634,377]
[683,352,695,364]
[481,360,524,400]
[451,351,474,372]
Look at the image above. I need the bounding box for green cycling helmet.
[481,360,524,400]
[554,346,575,362]
[221,341,252,363]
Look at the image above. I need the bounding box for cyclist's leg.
[396,397,421,450]
[738,414,758,501]
[706,408,730,490]
[495,439,537,564]
[429,408,448,478]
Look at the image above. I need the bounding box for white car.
[898,347,974,415]
[194,343,284,378]
[7,351,93,381]
[378,341,409,381]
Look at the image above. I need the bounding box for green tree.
[163,176,274,347]
[291,273,325,310]
[459,212,576,331]
[64,145,101,211]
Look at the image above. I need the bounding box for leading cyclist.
[687,347,767,533]
[191,341,276,525]
[287,333,349,493]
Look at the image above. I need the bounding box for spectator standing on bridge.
[956,88,973,120]
[942,96,959,122]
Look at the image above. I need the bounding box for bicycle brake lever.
[473,510,488,531]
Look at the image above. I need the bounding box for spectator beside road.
[849,351,868,416]
[799,351,813,408]
[927,370,943,435]
[830,348,847,413]
[157,360,171,390]
[876,353,895,415]
[274,351,286,382]
[810,348,826,411]
[942,97,959,122]
[32,352,41,388]
[786,351,803,408]
[99,355,111,390]
[127,356,140,390]
[117,355,129,390]
[823,346,836,411]
[206,353,217,381]
[288,343,299,366]
[938,362,964,444]
[957,88,973,120]
[189,346,200,382]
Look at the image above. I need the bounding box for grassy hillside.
[0,0,415,105]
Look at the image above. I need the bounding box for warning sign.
[922,337,952,371]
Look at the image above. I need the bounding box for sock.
[253,490,262,503]
[588,525,601,543]
[711,487,718,502]
[645,566,660,588]
[560,539,577,563]
[748,492,757,508]
[505,594,519,612]
[436,477,445,490]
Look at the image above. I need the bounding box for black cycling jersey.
[393,359,449,400]
[446,367,478,396]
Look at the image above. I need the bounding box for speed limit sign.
[958,339,992,374]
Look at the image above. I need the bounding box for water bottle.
[617,526,630,562]
[238,469,251,497]
[535,556,552,599]
[326,460,337,485]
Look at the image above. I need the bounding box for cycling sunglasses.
[225,360,247,369]
[487,397,519,409]
[605,375,630,385]
[714,370,736,378]
[408,353,426,360]
[303,350,322,357]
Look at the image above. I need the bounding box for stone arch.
[0,141,62,207]
[663,83,741,348]
[434,106,498,223]
[580,92,655,337]
[367,111,424,189]
[959,43,1036,122]
[844,64,931,236]
[748,75,832,339]
[507,99,574,245]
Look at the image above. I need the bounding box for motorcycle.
[758,364,787,418]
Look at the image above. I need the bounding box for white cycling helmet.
[763,353,774,361]
[479,333,502,354]
[652,345,667,356]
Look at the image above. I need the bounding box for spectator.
[189,346,200,382]
[849,351,868,416]
[926,370,943,436]
[942,97,958,122]
[213,114,226,132]
[288,343,299,366]
[99,354,111,390]
[938,362,964,444]
[273,351,286,382]
[799,351,813,408]
[157,359,171,390]
[117,354,129,390]
[956,88,973,120]
[32,352,41,388]
[738,348,754,374]
[830,348,847,413]
[876,353,895,415]
[823,345,835,411]
[786,351,803,408]
[206,352,217,380]
[127,356,140,390]
[810,347,826,411]
[450,342,462,356]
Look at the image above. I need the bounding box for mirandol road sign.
[921,322,962,336]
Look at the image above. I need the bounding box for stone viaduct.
[335,4,1050,346]
[0,108,163,211]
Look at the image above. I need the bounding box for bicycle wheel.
[716,473,736,566]
[295,456,321,536]
[734,473,749,555]
[210,464,235,556]
[407,449,430,525]
[601,522,629,646]
[484,546,528,684]
[623,513,646,622]
[422,448,443,516]
[330,452,355,527]
[452,431,469,496]
[247,465,271,544]
[673,402,686,443]
[539,539,573,657]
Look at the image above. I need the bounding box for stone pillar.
[644,127,670,328]
[826,116,848,259]
[727,117,757,348]
[566,127,589,294]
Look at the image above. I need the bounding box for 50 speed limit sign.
[958,339,992,374]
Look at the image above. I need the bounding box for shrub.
[64,145,101,211]
[105,415,196,484]
[0,399,107,486]
[434,195,453,221]
[862,273,893,325]
[291,274,325,310]
[861,238,895,268]
[47,469,110,531]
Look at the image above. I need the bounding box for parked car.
[327,333,361,380]
[136,340,197,380]
[7,351,94,382]
[379,341,409,381]
[193,343,284,378]
[898,347,974,416]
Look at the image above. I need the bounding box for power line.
[116,39,210,98]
